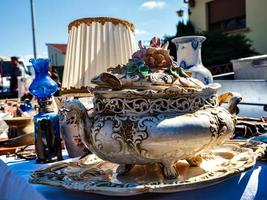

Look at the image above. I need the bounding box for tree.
[163,21,258,67]
[164,21,196,61]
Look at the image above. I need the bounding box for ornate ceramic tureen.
[63,36,242,179]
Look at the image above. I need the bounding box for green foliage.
[201,31,258,67]
[176,21,195,36]
[163,21,258,67]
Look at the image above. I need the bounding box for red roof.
[47,44,67,54]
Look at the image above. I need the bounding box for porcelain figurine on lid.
[62,36,241,179]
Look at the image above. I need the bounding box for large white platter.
[29,140,266,196]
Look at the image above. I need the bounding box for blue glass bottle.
[20,100,33,112]
[29,58,62,163]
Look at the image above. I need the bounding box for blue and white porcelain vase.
[171,36,213,85]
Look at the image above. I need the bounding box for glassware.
[29,58,58,98]
[20,99,33,112]
[29,58,62,163]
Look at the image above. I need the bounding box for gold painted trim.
[68,17,135,32]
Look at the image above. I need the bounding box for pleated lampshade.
[62,17,137,89]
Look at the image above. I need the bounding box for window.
[208,0,246,32]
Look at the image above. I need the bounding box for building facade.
[188,0,267,54]
[46,44,67,67]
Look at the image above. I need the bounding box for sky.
[0,0,188,65]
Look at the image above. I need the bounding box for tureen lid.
[90,37,219,94]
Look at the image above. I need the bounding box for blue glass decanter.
[29,58,62,163]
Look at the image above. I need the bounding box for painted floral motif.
[179,60,193,70]
[191,39,199,50]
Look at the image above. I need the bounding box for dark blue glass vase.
[29,58,62,163]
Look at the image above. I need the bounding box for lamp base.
[34,98,63,163]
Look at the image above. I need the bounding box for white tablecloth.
[0,154,266,200]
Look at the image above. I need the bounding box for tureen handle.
[218,92,242,115]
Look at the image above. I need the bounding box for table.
[0,154,267,200]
